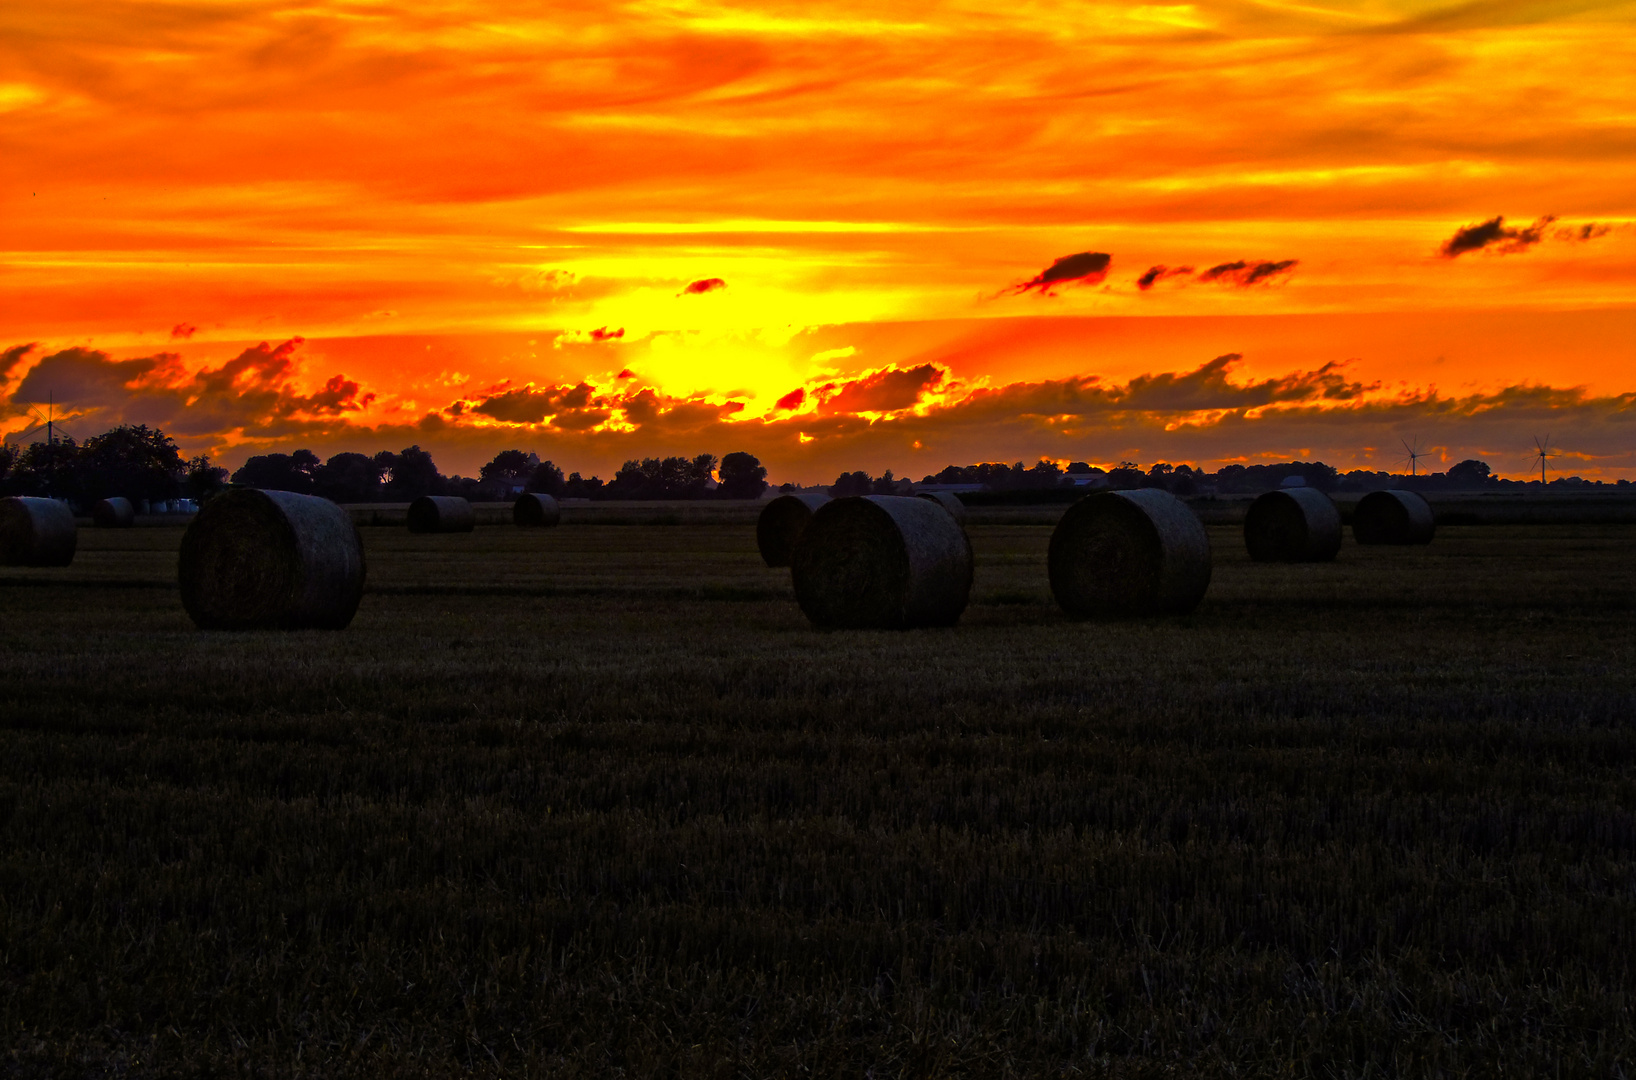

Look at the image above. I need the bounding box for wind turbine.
[1400,436,1429,477]
[7,393,76,498]
[1532,435,1555,484]
[10,392,74,448]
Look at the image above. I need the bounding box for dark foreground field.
[3,510,1635,1077]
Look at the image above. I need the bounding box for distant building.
[1064,474,1111,489]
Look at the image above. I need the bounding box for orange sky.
[3,0,1634,480]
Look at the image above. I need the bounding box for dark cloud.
[680,278,726,296]
[1440,215,1556,257]
[472,387,557,424]
[775,387,806,411]
[5,338,373,442]
[560,382,596,408]
[1117,354,1372,411]
[821,364,943,414]
[13,346,176,407]
[1199,259,1299,286]
[1556,222,1614,242]
[466,377,742,436]
[589,326,624,342]
[295,374,375,415]
[1199,261,1246,281]
[171,323,198,340]
[1,343,36,381]
[1136,265,1193,290]
[617,386,743,433]
[1006,252,1111,296]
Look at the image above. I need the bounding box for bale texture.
[1243,487,1342,562]
[1049,489,1211,617]
[513,492,562,527]
[756,493,830,567]
[915,490,968,526]
[93,496,136,528]
[792,495,972,629]
[178,489,365,630]
[1353,489,1435,545]
[0,497,77,567]
[407,495,476,534]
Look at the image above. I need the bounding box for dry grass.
[2,515,1635,1076]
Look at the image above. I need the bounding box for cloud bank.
[8,337,1634,480]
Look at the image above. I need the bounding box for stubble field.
[2,506,1634,1077]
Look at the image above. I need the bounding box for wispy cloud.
[1137,265,1194,290]
[1440,215,1556,257]
[1004,252,1112,297]
[1198,259,1299,286]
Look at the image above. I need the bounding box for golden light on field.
[2,0,1634,476]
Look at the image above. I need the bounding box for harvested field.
[2,508,1635,1076]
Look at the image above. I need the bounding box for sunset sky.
[3,0,1634,481]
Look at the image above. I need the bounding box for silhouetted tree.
[525,460,565,495]
[606,454,718,498]
[3,438,80,498]
[829,471,872,497]
[480,450,538,488]
[382,445,441,499]
[718,451,767,498]
[1448,459,1493,488]
[77,425,184,502]
[313,452,381,502]
[564,471,603,498]
[232,450,320,493]
[1106,462,1143,489]
[184,456,229,502]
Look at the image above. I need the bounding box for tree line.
[1,422,1622,508]
[841,457,1623,495]
[0,426,228,504]
[229,447,772,501]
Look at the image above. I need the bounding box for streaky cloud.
[1440,215,1556,257]
[1005,252,1111,297]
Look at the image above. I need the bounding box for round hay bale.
[93,496,136,528]
[1243,487,1341,562]
[407,495,475,534]
[1353,489,1435,545]
[178,489,365,630]
[0,497,77,567]
[756,493,830,568]
[915,490,968,527]
[513,492,561,527]
[791,495,972,629]
[1048,489,1211,617]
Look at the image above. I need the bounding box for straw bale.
[407,495,476,533]
[1048,489,1211,617]
[791,495,972,629]
[178,489,365,630]
[1353,489,1436,545]
[513,492,561,527]
[93,497,136,528]
[915,490,968,526]
[0,496,77,567]
[1243,487,1342,562]
[756,493,830,567]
